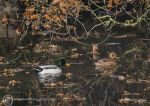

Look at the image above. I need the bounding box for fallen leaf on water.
[50,83,57,87]
[65,73,73,79]
[9,80,21,86]
[118,98,147,104]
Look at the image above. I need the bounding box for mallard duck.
[35,64,62,83]
[94,52,119,76]
[34,58,70,75]
[35,65,62,74]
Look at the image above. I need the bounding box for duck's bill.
[65,63,71,67]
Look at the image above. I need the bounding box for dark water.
[0,37,150,106]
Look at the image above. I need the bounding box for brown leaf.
[114,0,121,5]
[52,0,61,5]
[30,14,39,20]
[43,14,51,20]
[107,0,113,8]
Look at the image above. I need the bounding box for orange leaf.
[107,0,113,8]
[114,0,121,5]
[52,0,61,5]
[30,15,39,20]
[44,24,51,29]
[43,14,51,20]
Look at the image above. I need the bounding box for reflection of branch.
[70,23,113,46]
[73,74,99,91]
[87,22,106,35]
[102,83,110,106]
[17,22,31,46]
[39,26,70,36]
[89,85,94,106]
[74,17,88,38]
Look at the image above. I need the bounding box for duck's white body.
[34,65,62,75]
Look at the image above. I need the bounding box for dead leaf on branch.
[108,0,113,8]
[59,2,67,14]
[107,0,122,8]
[30,14,39,20]
[43,14,51,20]
[43,24,51,29]
[114,0,121,5]
[52,0,61,5]
[22,0,82,32]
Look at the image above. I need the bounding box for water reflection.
[38,72,62,83]
[1,37,150,106]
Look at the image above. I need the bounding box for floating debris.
[106,42,121,46]
[34,43,61,53]
[126,79,150,84]
[9,80,21,87]
[65,73,73,79]
[144,87,150,91]
[0,57,5,63]
[92,43,99,60]
[71,48,78,52]
[0,68,24,77]
[141,39,150,41]
[124,47,142,55]
[110,75,126,81]
[118,98,147,104]
[63,94,85,102]
[122,91,141,97]
[44,81,77,89]
[0,86,4,90]
[25,71,30,74]
[113,34,137,39]
[70,53,83,59]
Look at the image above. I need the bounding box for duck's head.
[55,58,70,67]
[109,52,117,60]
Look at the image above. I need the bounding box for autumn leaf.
[52,0,61,5]
[107,0,113,8]
[59,2,67,14]
[26,7,35,13]
[52,15,60,21]
[16,28,21,35]
[43,24,51,29]
[1,17,8,25]
[43,14,51,20]
[114,0,121,5]
[30,14,39,20]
